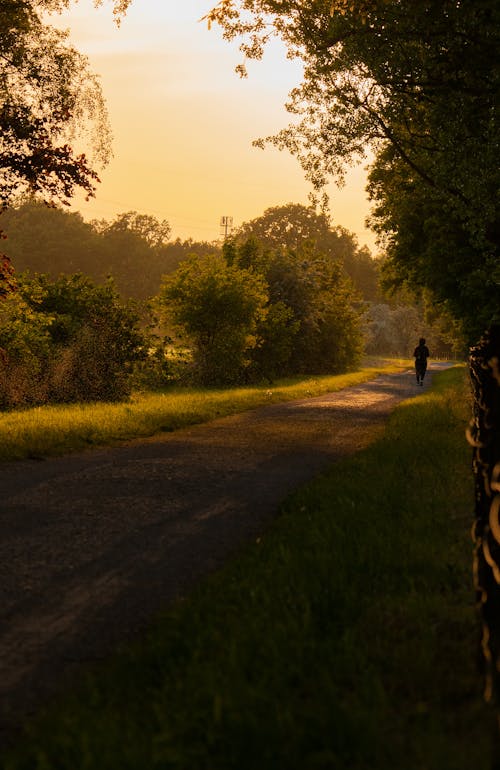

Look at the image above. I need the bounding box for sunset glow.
[52,0,376,248]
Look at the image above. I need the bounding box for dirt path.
[0,365,448,740]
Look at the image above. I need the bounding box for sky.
[51,0,377,250]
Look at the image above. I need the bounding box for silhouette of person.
[413,337,430,385]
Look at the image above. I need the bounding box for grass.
[0,359,410,461]
[1,365,494,769]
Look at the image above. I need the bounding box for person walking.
[413,337,430,385]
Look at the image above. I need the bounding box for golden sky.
[52,0,376,250]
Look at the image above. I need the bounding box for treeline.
[0,200,379,302]
[0,200,463,408]
[0,201,215,300]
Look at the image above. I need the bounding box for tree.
[0,0,111,208]
[225,236,363,375]
[250,300,299,383]
[95,214,217,299]
[235,203,380,301]
[368,148,499,341]
[0,285,53,408]
[205,0,500,726]
[93,211,171,248]
[237,203,333,252]
[0,198,103,277]
[158,254,268,386]
[0,0,112,297]
[93,211,173,299]
[205,1,499,335]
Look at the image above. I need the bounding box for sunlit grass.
[0,360,411,461]
[2,365,492,770]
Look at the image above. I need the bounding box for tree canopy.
[234,203,380,301]
[0,0,113,296]
[0,200,215,300]
[205,0,500,339]
[224,235,364,376]
[0,0,111,208]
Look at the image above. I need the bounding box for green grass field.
[0,360,409,461]
[1,365,494,770]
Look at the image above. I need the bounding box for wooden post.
[469,326,500,732]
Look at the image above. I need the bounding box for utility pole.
[220,215,233,239]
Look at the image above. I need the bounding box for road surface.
[0,364,448,740]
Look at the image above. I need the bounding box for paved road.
[0,365,448,739]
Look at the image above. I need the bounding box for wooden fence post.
[469,326,500,737]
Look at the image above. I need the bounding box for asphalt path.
[0,363,450,740]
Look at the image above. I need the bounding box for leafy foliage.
[0,273,146,408]
[250,300,300,382]
[0,288,53,408]
[235,203,380,301]
[227,236,364,376]
[0,200,216,299]
[205,1,500,337]
[368,149,500,341]
[159,254,268,386]
[159,237,364,387]
[0,1,111,207]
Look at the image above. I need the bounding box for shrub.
[0,292,52,408]
[249,301,300,382]
[159,255,268,386]
[0,274,147,408]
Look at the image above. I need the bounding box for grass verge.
[0,360,410,461]
[1,365,494,769]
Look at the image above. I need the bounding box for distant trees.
[91,211,172,299]
[93,211,172,248]
[0,200,380,310]
[0,196,463,398]
[236,204,380,302]
[0,199,102,276]
[0,200,215,299]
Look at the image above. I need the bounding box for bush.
[0,274,147,409]
[159,254,268,386]
[229,238,364,376]
[0,292,52,408]
[249,301,300,382]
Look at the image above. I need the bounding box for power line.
[73,195,228,237]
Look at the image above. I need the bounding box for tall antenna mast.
[220,215,233,239]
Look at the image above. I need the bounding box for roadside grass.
[2,365,494,770]
[0,359,410,461]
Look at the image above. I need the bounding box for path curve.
[0,365,448,739]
